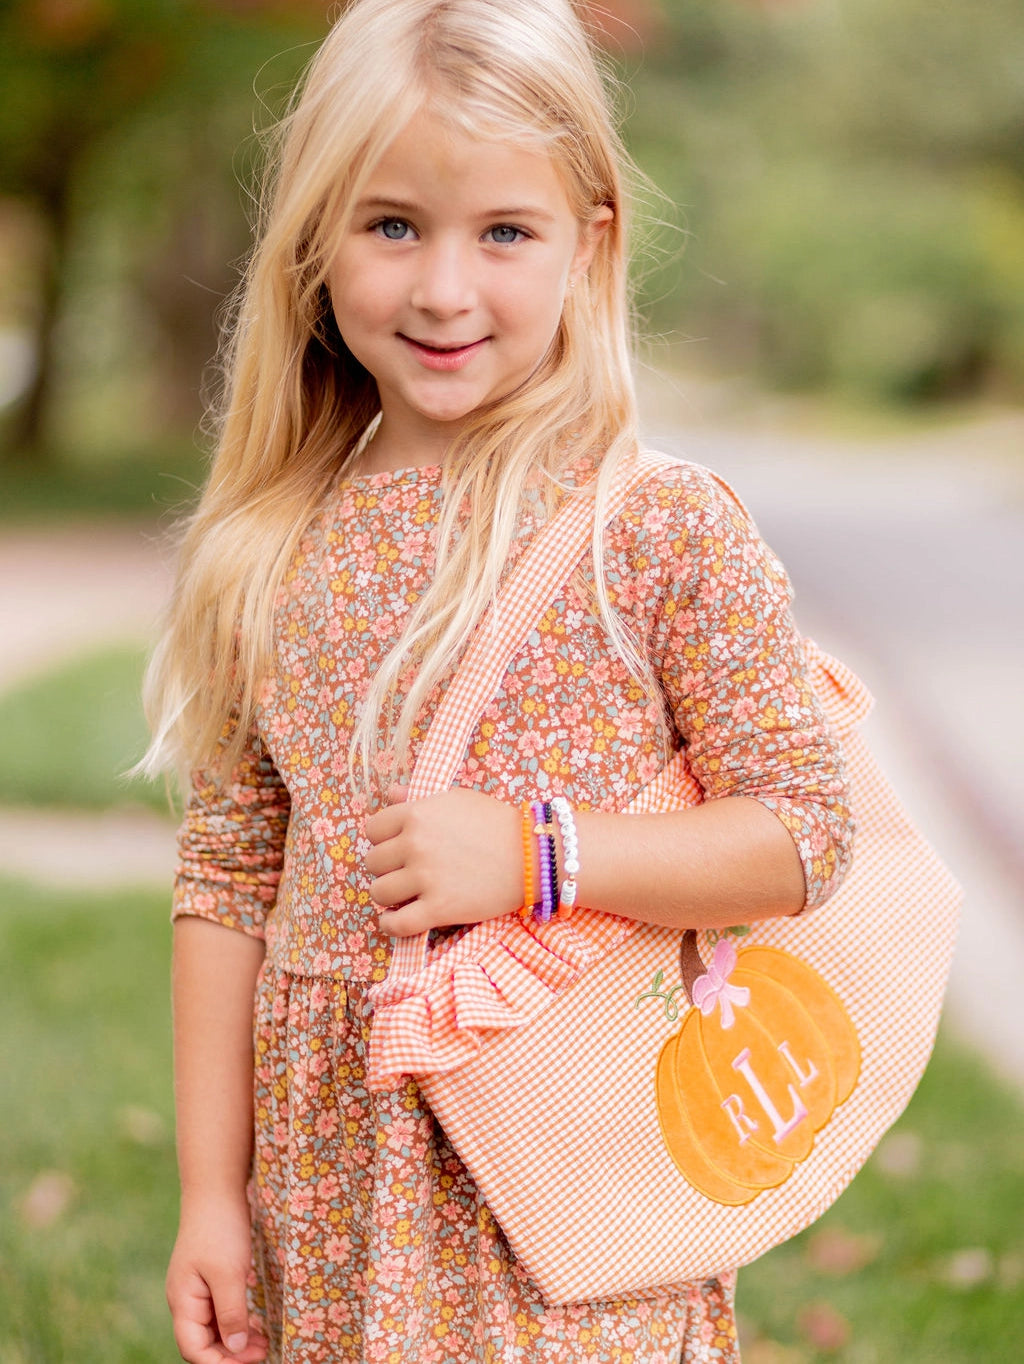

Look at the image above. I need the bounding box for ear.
[570,204,614,283]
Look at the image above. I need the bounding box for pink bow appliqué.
[691,938,751,1029]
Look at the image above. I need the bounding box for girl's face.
[327,108,611,469]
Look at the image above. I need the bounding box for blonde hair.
[143,0,650,788]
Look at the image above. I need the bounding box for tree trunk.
[4,163,76,463]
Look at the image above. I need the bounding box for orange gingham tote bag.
[366,449,962,1305]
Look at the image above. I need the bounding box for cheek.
[331,290,394,353]
[328,255,394,329]
[531,295,570,356]
[500,269,569,343]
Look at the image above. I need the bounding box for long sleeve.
[172,723,291,939]
[613,462,855,911]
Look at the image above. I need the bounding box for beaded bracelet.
[550,795,580,920]
[532,799,556,924]
[519,801,536,920]
[544,801,560,916]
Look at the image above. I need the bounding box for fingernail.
[226,1333,248,1352]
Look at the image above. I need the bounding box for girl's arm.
[366,464,851,938]
[166,917,269,1364]
[167,728,288,1363]
[364,785,804,936]
[575,795,805,926]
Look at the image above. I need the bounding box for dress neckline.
[336,462,444,490]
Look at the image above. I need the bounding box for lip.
[400,335,488,372]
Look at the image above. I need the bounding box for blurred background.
[0,0,1021,1360]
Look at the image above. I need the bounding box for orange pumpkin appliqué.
[640,931,861,1205]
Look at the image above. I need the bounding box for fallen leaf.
[20,1170,75,1228]
[117,1104,167,1147]
[872,1131,922,1178]
[806,1226,882,1276]
[938,1247,994,1290]
[745,1340,807,1364]
[797,1301,851,1353]
[997,1252,1024,1290]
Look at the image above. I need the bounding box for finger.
[363,838,407,879]
[208,1268,256,1360]
[363,802,405,846]
[231,1334,269,1364]
[174,1321,267,1364]
[172,1304,230,1364]
[168,1270,222,1364]
[387,782,411,804]
[368,867,420,909]
[172,1317,221,1364]
[378,900,432,938]
[168,1266,269,1364]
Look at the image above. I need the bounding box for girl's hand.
[166,1196,268,1364]
[364,785,523,937]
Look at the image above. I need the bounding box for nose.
[410,238,476,319]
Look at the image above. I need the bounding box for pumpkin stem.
[679,930,707,1006]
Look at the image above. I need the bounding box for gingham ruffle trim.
[801,638,874,734]
[367,910,636,1086]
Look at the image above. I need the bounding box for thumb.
[208,1268,252,1356]
[387,782,411,805]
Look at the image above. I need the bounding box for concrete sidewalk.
[0,520,173,693]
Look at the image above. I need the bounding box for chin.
[417,403,484,425]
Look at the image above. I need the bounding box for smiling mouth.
[401,335,488,370]
[403,336,483,352]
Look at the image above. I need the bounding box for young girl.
[144,1,854,1360]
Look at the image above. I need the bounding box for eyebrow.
[356,197,419,215]
[356,195,557,223]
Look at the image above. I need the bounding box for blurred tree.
[629,0,1024,402]
[2,0,1023,463]
[0,0,327,462]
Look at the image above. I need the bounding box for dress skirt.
[249,966,742,1364]
[176,460,855,1364]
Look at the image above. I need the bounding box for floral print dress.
[173,457,854,1364]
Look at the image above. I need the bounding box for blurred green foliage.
[0,440,207,519]
[0,0,329,460]
[0,0,1022,475]
[630,0,1024,403]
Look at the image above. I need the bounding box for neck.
[356,415,457,475]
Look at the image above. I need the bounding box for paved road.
[0,520,173,693]
[651,409,1024,883]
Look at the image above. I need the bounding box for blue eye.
[376,219,411,240]
[487,225,523,245]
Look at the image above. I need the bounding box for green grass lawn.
[0,878,179,1363]
[737,1043,1024,1362]
[1,874,1021,1361]
[0,647,172,814]
[0,878,1019,1358]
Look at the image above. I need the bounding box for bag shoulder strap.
[406,448,669,801]
[387,449,668,983]
[388,450,872,982]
